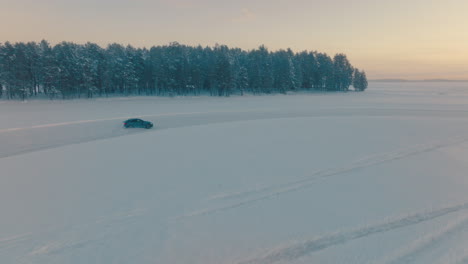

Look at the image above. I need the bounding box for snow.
[1,81,468,263]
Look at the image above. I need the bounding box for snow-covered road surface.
[2,81,468,264]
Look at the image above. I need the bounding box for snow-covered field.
[2,81,468,264]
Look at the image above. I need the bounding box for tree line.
[0,41,368,100]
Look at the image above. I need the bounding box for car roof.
[125,118,143,122]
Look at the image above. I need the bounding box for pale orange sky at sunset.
[1,0,467,79]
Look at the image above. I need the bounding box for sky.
[1,0,467,80]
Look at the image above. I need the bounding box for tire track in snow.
[3,106,467,134]
[210,136,467,203]
[180,136,468,220]
[0,125,146,159]
[0,109,265,134]
[1,107,462,160]
[0,109,274,159]
[378,213,468,264]
[237,202,468,264]
[207,150,409,202]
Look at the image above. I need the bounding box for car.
[123,118,154,129]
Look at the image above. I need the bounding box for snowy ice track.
[0,109,271,159]
[0,109,268,134]
[2,107,468,159]
[4,88,468,264]
[237,202,468,264]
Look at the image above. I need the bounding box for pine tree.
[332,54,354,91]
[0,42,16,99]
[236,66,248,96]
[214,45,232,96]
[353,69,368,91]
[38,40,58,98]
[315,53,333,90]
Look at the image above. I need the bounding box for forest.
[0,41,368,100]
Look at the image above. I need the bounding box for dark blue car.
[123,118,153,129]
